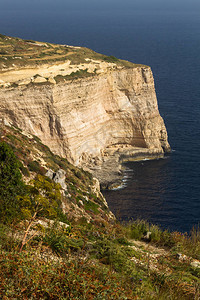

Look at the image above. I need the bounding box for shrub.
[93,238,136,275]
[0,142,25,223]
[17,175,64,251]
[130,219,149,240]
[0,251,137,299]
[0,50,7,55]
[103,55,119,63]
[20,164,30,177]
[74,170,82,179]
[24,39,36,43]
[84,200,99,214]
[0,223,19,251]
[83,169,93,181]
[27,160,46,175]
[43,222,84,254]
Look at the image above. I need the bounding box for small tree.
[18,174,62,251]
[0,142,64,251]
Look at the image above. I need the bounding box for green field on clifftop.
[0,34,144,71]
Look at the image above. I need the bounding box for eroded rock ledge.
[0,38,170,188]
[86,146,168,189]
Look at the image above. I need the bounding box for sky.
[0,0,199,47]
[1,0,200,12]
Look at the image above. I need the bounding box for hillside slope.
[0,123,114,223]
[0,122,199,300]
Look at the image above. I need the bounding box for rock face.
[0,64,170,186]
[46,169,67,190]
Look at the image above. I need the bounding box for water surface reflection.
[102,155,199,232]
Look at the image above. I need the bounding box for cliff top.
[0,34,127,67]
[0,34,144,69]
[0,34,147,88]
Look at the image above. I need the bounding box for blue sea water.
[0,0,200,232]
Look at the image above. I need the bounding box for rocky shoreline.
[86,145,171,190]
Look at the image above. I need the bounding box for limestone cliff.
[0,35,170,187]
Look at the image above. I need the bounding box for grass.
[84,200,99,215]
[0,250,140,299]
[54,69,95,83]
[0,33,146,71]
[0,124,200,299]
[0,218,200,299]
[125,219,200,258]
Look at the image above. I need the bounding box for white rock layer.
[0,66,170,173]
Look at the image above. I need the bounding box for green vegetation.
[0,34,145,70]
[0,142,25,224]
[0,250,139,299]
[0,216,200,299]
[18,174,63,251]
[103,55,119,63]
[27,159,46,175]
[84,200,99,215]
[129,219,174,247]
[0,125,200,299]
[54,69,94,83]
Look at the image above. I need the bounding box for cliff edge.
[0,35,170,187]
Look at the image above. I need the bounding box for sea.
[0,0,200,232]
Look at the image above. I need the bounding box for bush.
[84,200,99,215]
[0,50,7,55]
[93,238,136,275]
[0,223,18,251]
[74,170,82,179]
[20,164,30,177]
[0,142,25,223]
[130,220,149,240]
[103,55,119,63]
[27,160,46,175]
[43,222,84,254]
[0,251,137,299]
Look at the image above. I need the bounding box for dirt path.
[129,239,200,297]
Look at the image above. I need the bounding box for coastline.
[90,146,171,190]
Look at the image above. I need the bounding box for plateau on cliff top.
[0,34,170,188]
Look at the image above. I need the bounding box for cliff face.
[0,36,170,186]
[0,66,170,184]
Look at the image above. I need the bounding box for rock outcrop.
[0,40,170,187]
[46,169,67,190]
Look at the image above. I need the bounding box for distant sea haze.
[0,1,200,232]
